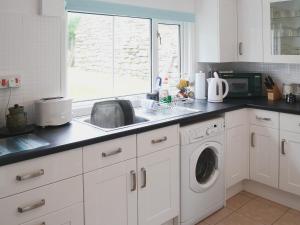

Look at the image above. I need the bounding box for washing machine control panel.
[181,118,225,144]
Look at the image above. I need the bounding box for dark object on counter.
[146,92,159,101]
[218,72,262,98]
[6,104,27,132]
[91,100,135,128]
[0,125,35,138]
[286,93,297,104]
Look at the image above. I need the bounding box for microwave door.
[227,79,249,95]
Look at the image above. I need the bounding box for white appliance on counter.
[180,118,225,225]
[34,97,72,127]
[207,72,229,102]
[195,71,206,100]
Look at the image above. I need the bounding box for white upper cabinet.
[195,0,238,62]
[263,0,300,63]
[237,0,264,62]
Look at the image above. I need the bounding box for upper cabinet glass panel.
[270,0,300,55]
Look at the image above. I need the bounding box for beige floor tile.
[288,208,300,216]
[216,213,264,225]
[196,221,209,225]
[226,193,252,210]
[273,210,300,225]
[236,198,288,225]
[240,191,258,199]
[204,207,233,225]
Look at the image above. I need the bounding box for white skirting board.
[226,180,300,211]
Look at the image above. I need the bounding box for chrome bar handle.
[17,199,45,213]
[130,170,136,192]
[251,132,255,148]
[281,139,286,155]
[256,116,271,121]
[102,148,122,157]
[239,42,243,55]
[16,169,44,181]
[141,168,147,188]
[151,136,167,144]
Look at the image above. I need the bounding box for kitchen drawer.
[280,113,300,133]
[83,135,136,173]
[137,125,179,156]
[0,148,82,199]
[0,175,83,225]
[249,109,279,129]
[225,109,248,129]
[21,203,83,225]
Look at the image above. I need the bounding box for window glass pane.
[67,13,151,101]
[158,24,181,95]
[114,17,151,96]
[67,13,114,101]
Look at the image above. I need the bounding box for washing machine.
[180,117,225,225]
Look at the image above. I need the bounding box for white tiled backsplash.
[0,5,63,127]
[198,62,300,92]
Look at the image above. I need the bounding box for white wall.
[0,0,64,126]
[103,0,195,13]
[0,0,195,126]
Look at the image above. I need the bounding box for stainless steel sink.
[75,105,201,132]
[75,115,150,132]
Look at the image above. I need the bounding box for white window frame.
[64,14,195,117]
[151,19,184,90]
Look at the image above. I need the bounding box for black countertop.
[1,98,300,167]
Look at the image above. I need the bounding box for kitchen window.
[67,12,182,102]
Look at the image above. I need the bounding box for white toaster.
[34,97,72,127]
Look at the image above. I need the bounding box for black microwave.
[218,72,263,98]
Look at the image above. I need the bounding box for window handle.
[157,32,162,45]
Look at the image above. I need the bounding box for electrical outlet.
[8,78,21,88]
[0,76,21,89]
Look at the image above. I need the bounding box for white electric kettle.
[207,72,229,103]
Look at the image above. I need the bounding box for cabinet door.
[138,146,179,225]
[226,124,249,188]
[21,203,83,225]
[250,125,279,188]
[280,131,300,196]
[263,0,300,63]
[237,0,263,62]
[84,159,137,225]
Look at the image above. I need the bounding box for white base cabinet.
[21,203,84,225]
[225,109,249,188]
[138,146,179,225]
[250,125,279,188]
[84,158,138,225]
[280,131,300,196]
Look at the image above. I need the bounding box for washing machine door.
[189,142,222,193]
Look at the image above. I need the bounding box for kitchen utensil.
[195,72,206,100]
[6,104,27,132]
[146,92,159,101]
[90,100,135,128]
[282,83,295,99]
[286,93,297,104]
[35,97,72,127]
[207,72,229,103]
